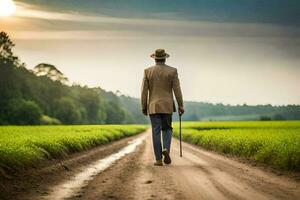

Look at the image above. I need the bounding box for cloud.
[8,2,298,38]
[15,0,300,26]
[10,30,149,40]
[14,2,122,23]
[1,3,297,40]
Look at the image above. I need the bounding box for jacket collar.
[156,62,165,66]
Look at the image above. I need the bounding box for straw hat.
[150,49,170,59]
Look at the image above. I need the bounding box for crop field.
[0,125,147,170]
[173,121,300,170]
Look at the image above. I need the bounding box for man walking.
[141,49,184,166]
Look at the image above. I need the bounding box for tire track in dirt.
[0,133,146,200]
[70,130,184,200]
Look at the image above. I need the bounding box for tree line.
[1,31,299,125]
[0,32,147,125]
[183,102,300,121]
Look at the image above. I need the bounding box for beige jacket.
[141,63,183,115]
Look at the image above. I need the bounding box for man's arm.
[141,70,149,115]
[172,69,184,114]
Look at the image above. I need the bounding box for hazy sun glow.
[0,0,16,17]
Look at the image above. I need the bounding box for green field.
[173,121,300,171]
[0,125,147,170]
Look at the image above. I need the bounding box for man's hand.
[142,109,148,116]
[178,107,184,115]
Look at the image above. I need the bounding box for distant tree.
[0,31,23,67]
[0,32,25,107]
[0,58,22,103]
[105,101,125,124]
[0,32,14,60]
[53,97,81,124]
[118,95,148,124]
[273,114,286,121]
[77,88,102,124]
[260,116,271,121]
[33,63,69,84]
[97,109,107,124]
[6,99,42,125]
[123,112,135,124]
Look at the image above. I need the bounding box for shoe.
[154,159,163,166]
[162,149,171,165]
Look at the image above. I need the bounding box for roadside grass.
[0,125,147,170]
[173,121,300,171]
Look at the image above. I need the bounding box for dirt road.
[3,129,300,200]
[49,129,300,200]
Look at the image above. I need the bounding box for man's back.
[141,62,183,115]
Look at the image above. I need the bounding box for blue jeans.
[149,114,173,161]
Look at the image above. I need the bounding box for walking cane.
[179,112,183,157]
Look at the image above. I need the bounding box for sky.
[1,0,300,105]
